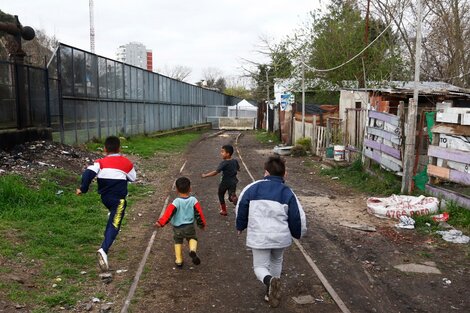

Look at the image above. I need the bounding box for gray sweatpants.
[251,248,285,282]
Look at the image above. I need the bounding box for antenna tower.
[89,0,95,53]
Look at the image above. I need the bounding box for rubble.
[0,141,100,180]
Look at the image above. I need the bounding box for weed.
[255,130,280,145]
[319,159,401,196]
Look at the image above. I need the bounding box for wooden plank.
[426,184,470,210]
[368,111,400,126]
[364,139,401,160]
[367,127,401,145]
[449,169,470,185]
[436,112,460,124]
[427,164,450,180]
[364,149,401,172]
[428,145,470,164]
[432,124,470,136]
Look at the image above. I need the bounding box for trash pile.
[0,141,101,179]
[436,230,470,244]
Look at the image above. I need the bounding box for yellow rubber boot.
[189,239,201,265]
[174,244,183,267]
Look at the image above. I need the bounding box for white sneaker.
[97,248,109,272]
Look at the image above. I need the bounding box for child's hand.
[154,221,163,228]
[76,188,82,195]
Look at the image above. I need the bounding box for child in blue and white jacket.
[236,155,307,307]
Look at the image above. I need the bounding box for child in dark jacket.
[236,156,307,307]
[201,144,240,216]
[155,177,206,268]
[76,136,136,272]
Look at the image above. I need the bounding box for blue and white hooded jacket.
[236,176,307,249]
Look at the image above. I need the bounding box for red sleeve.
[194,201,206,228]
[157,203,177,226]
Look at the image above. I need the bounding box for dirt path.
[108,130,469,313]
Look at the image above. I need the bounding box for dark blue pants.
[101,197,127,253]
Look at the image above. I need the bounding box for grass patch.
[255,130,281,145]
[86,131,203,157]
[0,170,148,310]
[319,159,401,196]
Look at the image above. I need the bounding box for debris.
[395,216,415,229]
[55,277,62,282]
[394,263,441,274]
[80,271,87,275]
[15,304,26,309]
[85,302,93,311]
[92,297,100,303]
[425,223,431,227]
[292,295,315,305]
[339,221,376,232]
[116,269,128,274]
[367,195,439,219]
[100,303,112,312]
[137,213,142,217]
[52,283,58,288]
[99,272,113,284]
[331,176,339,180]
[56,190,64,195]
[436,230,470,244]
[432,212,449,222]
[442,278,452,285]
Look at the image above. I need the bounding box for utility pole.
[402,0,422,194]
[266,68,270,132]
[301,56,306,138]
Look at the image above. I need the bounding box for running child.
[201,144,240,216]
[155,177,206,268]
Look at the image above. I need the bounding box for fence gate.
[363,105,404,173]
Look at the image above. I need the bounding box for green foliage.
[307,1,408,86]
[291,145,307,157]
[255,130,281,144]
[224,86,252,99]
[319,159,401,195]
[86,131,201,157]
[295,137,311,152]
[445,202,470,232]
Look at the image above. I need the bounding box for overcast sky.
[2,0,326,84]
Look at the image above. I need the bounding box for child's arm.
[76,162,100,195]
[154,203,177,227]
[235,185,251,233]
[201,170,218,178]
[287,194,307,239]
[193,201,207,229]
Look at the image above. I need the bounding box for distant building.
[116,42,152,70]
[146,49,153,71]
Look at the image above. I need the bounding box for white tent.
[228,99,258,118]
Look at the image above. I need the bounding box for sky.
[1,0,327,84]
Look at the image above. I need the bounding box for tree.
[22,29,58,66]
[157,64,192,81]
[306,0,407,87]
[197,67,226,92]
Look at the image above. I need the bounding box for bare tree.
[23,29,59,66]
[157,64,192,81]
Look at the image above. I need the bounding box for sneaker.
[175,262,183,269]
[268,277,281,307]
[189,250,201,265]
[97,248,109,272]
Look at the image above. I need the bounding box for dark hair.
[175,177,191,194]
[222,144,234,156]
[264,156,286,177]
[105,136,121,153]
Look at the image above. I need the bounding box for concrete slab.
[394,263,441,274]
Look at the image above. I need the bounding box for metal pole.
[266,68,269,132]
[402,0,422,194]
[302,56,306,138]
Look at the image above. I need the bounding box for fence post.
[56,47,65,143]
